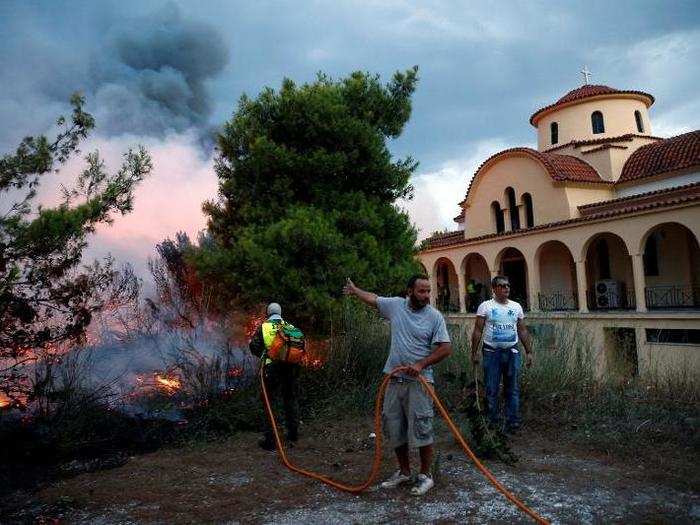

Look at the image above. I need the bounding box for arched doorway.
[418,262,428,276]
[498,247,528,309]
[537,241,577,311]
[434,258,459,313]
[641,223,700,309]
[584,233,635,310]
[462,253,490,313]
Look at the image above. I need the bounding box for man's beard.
[409,293,429,309]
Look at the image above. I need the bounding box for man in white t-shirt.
[470,275,533,433]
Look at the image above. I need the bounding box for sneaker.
[380,469,412,489]
[410,473,434,496]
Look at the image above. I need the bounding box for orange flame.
[0,393,11,409]
[154,373,182,395]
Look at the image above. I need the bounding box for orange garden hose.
[259,365,549,525]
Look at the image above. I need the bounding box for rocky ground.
[4,416,699,524]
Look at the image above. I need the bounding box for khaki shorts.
[382,378,435,449]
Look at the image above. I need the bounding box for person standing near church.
[470,275,533,433]
[344,274,452,496]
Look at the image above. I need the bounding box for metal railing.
[538,291,578,311]
[645,285,700,310]
[437,297,461,313]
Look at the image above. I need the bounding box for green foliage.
[0,94,152,406]
[297,300,391,415]
[195,68,422,329]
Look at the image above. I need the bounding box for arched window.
[550,122,558,144]
[591,111,605,134]
[522,193,534,228]
[635,110,644,133]
[491,201,505,233]
[506,187,520,230]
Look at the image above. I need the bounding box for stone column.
[502,208,512,232]
[527,260,540,312]
[575,260,589,313]
[631,253,647,312]
[457,268,467,313]
[429,269,438,308]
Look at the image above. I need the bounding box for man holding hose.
[344,274,452,496]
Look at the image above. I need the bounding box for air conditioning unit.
[595,279,621,308]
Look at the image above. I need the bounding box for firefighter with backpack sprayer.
[250,302,305,451]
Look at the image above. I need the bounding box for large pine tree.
[195,68,422,328]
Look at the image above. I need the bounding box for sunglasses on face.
[496,283,510,288]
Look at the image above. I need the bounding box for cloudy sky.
[1,0,699,278]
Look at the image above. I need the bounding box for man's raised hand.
[343,277,356,296]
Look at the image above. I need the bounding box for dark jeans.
[261,362,299,443]
[482,347,521,429]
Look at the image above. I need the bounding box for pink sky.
[31,131,219,282]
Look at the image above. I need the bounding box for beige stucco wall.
[616,169,700,197]
[538,242,576,295]
[445,312,700,382]
[536,95,652,150]
[464,155,573,237]
[564,184,615,217]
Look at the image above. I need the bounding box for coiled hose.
[260,364,549,525]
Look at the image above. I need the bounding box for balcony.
[645,285,700,310]
[538,291,578,312]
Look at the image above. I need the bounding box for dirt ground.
[6,415,699,524]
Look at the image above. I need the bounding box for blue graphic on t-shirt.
[490,306,517,343]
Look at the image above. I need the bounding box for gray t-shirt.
[376,296,451,383]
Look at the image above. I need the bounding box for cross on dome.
[580,66,592,84]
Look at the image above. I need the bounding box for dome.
[530,85,654,126]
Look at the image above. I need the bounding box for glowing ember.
[302,338,329,369]
[0,393,11,409]
[154,373,182,395]
[227,367,244,377]
[245,313,267,339]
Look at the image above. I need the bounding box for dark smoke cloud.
[88,3,229,138]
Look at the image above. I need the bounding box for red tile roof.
[421,230,464,248]
[618,130,700,183]
[462,147,606,206]
[544,133,662,153]
[582,144,629,154]
[578,181,700,215]
[422,182,699,251]
[530,85,654,126]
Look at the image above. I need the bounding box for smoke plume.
[87,3,229,139]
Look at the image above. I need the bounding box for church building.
[418,80,699,377]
